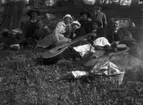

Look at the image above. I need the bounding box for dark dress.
[25,21,38,39]
[21,19,50,46]
[78,19,92,34]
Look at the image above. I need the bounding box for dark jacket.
[70,27,86,40]
[91,11,107,28]
[106,27,133,43]
[78,19,92,34]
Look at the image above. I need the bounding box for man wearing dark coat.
[106,19,143,61]
[106,19,134,44]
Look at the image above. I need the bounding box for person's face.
[92,23,98,29]
[81,14,88,20]
[37,20,43,27]
[64,17,72,25]
[114,21,120,29]
[31,12,38,19]
[94,9,99,14]
[72,24,80,30]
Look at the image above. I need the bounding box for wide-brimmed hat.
[27,8,40,17]
[72,21,81,27]
[63,14,73,20]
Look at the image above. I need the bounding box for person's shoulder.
[119,27,128,31]
[99,11,106,16]
[87,18,92,21]
[57,21,64,25]
[56,21,65,26]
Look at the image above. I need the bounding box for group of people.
[0,5,143,62]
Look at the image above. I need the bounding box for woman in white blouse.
[36,14,73,48]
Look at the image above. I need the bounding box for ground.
[0,48,143,105]
[1,2,143,104]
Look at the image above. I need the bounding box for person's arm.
[102,14,107,28]
[122,28,133,40]
[53,22,70,42]
[43,25,51,34]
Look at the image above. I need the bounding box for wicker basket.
[94,72,125,85]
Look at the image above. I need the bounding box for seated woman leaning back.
[36,14,73,49]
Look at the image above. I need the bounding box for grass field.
[0,48,143,105]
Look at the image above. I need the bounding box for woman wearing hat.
[36,14,73,49]
[70,21,86,40]
[22,8,50,46]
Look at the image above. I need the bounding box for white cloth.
[72,21,81,27]
[63,14,72,20]
[93,37,111,47]
[36,21,71,48]
[72,71,88,78]
[73,44,95,57]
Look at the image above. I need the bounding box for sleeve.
[44,25,51,34]
[102,14,107,28]
[123,28,133,40]
[53,22,66,42]
[54,22,65,34]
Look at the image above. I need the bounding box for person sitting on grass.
[21,8,50,47]
[78,11,92,34]
[70,21,86,40]
[88,20,105,44]
[106,19,143,61]
[36,14,73,49]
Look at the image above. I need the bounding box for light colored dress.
[36,21,72,48]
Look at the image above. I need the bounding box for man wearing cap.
[91,6,107,28]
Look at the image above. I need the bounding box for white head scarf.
[72,21,81,27]
[63,14,73,20]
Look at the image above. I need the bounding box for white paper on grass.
[72,71,88,78]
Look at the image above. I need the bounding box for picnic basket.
[90,58,125,85]
[93,71,125,85]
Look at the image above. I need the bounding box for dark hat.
[80,11,91,17]
[27,8,40,17]
[92,20,102,27]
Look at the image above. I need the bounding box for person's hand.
[115,41,119,44]
[73,33,76,38]
[111,42,117,48]
[92,29,97,33]
[68,39,71,42]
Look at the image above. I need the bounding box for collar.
[30,20,37,23]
